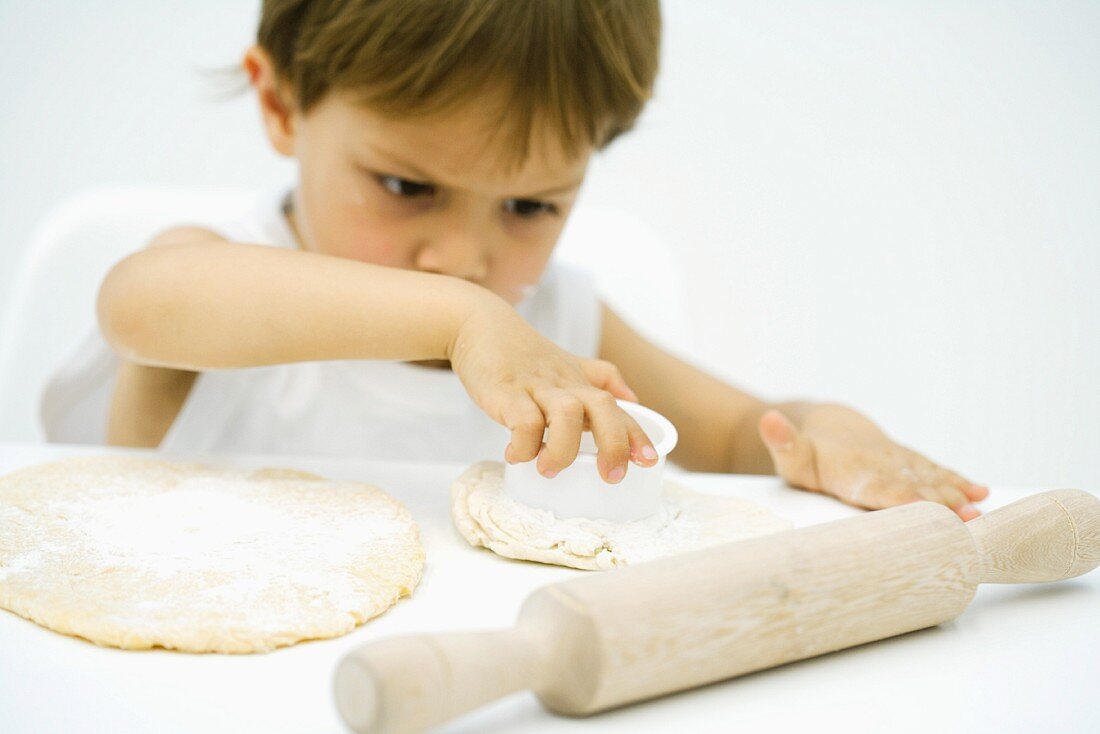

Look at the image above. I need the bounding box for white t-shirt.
[40,190,604,463]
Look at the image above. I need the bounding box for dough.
[0,456,424,653]
[451,461,791,571]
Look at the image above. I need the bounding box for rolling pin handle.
[966,489,1100,584]
[333,627,541,734]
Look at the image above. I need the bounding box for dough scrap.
[0,456,424,653]
[451,461,791,571]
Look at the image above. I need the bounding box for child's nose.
[414,233,490,282]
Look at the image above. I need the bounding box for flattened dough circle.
[0,456,424,653]
[451,461,792,570]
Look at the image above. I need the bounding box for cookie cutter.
[502,400,679,522]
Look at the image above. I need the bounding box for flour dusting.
[0,456,424,653]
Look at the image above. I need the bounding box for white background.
[1,1,1097,488]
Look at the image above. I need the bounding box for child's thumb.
[759,410,820,490]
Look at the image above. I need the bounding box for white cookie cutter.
[502,400,678,522]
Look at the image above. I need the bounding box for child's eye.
[376,174,436,198]
[503,199,558,218]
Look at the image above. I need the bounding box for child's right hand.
[448,297,659,483]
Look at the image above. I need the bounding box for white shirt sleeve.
[36,189,296,446]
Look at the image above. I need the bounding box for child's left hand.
[758,404,989,520]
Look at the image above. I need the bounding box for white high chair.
[0,187,687,443]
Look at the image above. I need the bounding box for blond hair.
[257,0,661,165]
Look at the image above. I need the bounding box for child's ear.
[242,45,297,157]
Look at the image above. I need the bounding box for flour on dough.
[451,461,791,571]
[0,456,424,653]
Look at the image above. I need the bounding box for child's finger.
[965,484,990,502]
[500,394,546,464]
[580,359,639,402]
[851,476,926,510]
[907,484,982,522]
[941,468,989,502]
[884,481,979,521]
[624,413,659,467]
[910,483,951,508]
[928,483,980,520]
[532,387,584,477]
[919,481,981,521]
[758,410,820,491]
[580,389,632,483]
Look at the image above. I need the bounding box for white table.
[1,443,1097,734]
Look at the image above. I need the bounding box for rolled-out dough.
[0,456,424,653]
[451,461,792,571]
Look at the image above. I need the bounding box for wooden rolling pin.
[334,490,1100,733]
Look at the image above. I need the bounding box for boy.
[67,0,987,518]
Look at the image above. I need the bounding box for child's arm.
[106,358,197,446]
[98,227,484,369]
[598,303,990,519]
[97,227,659,481]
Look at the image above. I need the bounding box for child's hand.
[758,404,990,520]
[449,298,659,483]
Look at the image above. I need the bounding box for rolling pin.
[334,489,1100,733]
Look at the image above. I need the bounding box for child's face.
[250,54,591,306]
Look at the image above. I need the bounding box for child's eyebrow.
[366,145,583,199]
[368,146,436,182]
